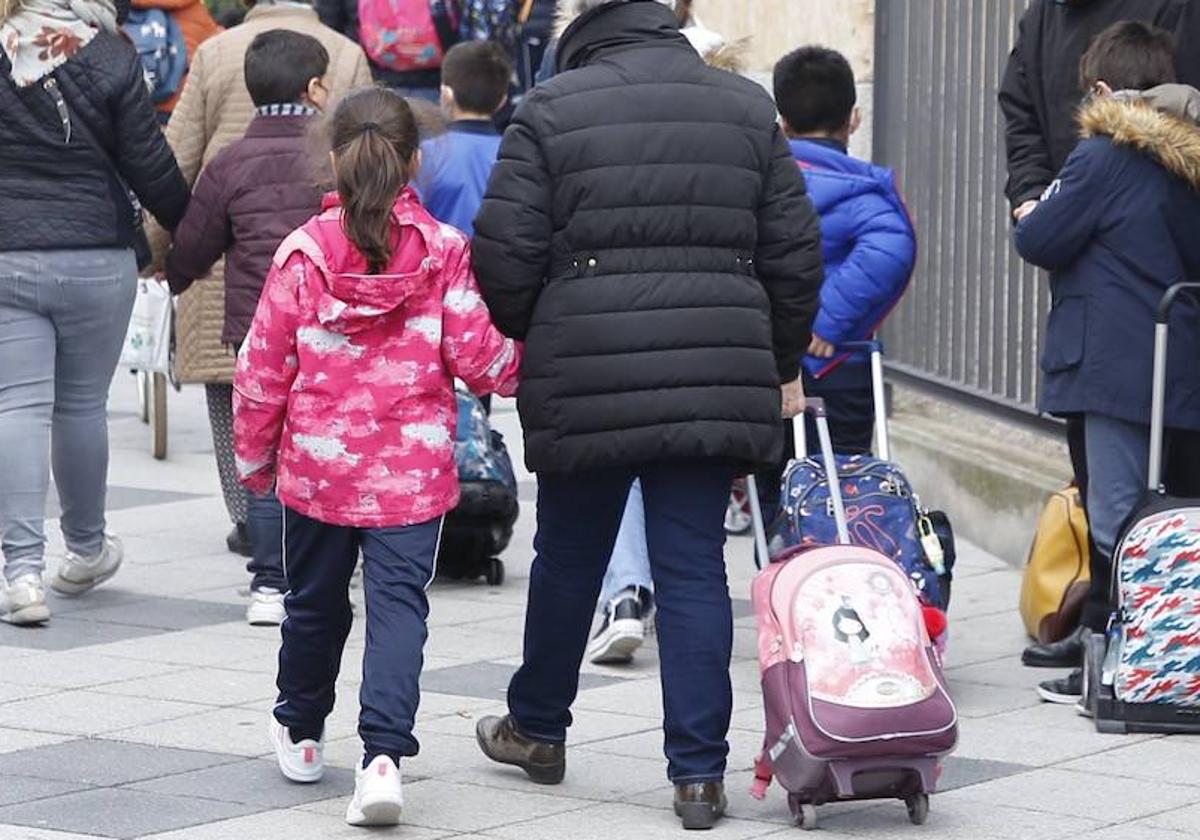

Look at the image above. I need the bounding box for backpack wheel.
[789,797,818,831]
[906,793,929,825]
[486,558,505,587]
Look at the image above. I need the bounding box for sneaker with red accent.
[346,755,403,826]
[269,715,324,783]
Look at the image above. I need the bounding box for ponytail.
[329,88,420,274]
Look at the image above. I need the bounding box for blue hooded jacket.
[418,120,502,237]
[792,138,916,377]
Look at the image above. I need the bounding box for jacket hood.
[790,138,901,210]
[557,0,688,73]
[1079,85,1200,190]
[275,189,445,335]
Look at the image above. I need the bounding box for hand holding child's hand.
[808,334,836,359]
[1013,200,1039,222]
[781,378,806,419]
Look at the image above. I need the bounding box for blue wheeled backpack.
[123,9,188,112]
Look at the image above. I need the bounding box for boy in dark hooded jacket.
[1016,21,1200,708]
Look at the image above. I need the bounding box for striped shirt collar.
[255,103,319,118]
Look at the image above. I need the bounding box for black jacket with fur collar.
[472,0,823,474]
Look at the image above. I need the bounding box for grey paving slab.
[572,676,666,719]
[96,666,277,707]
[131,759,355,808]
[820,796,1103,839]
[37,588,149,617]
[946,767,1200,823]
[422,624,532,661]
[0,826,106,840]
[451,744,670,803]
[1059,736,1200,788]
[88,629,281,671]
[0,685,55,706]
[425,597,527,628]
[945,678,1043,719]
[0,617,162,653]
[0,776,89,809]
[0,729,71,757]
[0,739,240,786]
[0,788,256,840]
[484,801,781,840]
[419,660,627,701]
[109,706,273,757]
[384,778,592,834]
[941,610,1030,667]
[141,808,451,840]
[45,485,208,519]
[1073,824,1197,840]
[0,652,182,691]
[0,691,209,737]
[939,756,1034,791]
[945,654,1049,691]
[952,703,1157,767]
[65,597,244,633]
[1148,803,1200,834]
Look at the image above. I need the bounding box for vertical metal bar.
[871,349,891,461]
[815,413,851,545]
[746,475,770,570]
[1148,323,1169,492]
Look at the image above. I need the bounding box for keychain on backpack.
[918,515,946,576]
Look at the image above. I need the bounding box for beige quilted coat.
[150,2,373,383]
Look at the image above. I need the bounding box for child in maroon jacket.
[166,29,330,627]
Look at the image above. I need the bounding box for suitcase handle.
[799,340,890,461]
[1149,283,1200,491]
[748,398,851,569]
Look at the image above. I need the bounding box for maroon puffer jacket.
[166,113,322,344]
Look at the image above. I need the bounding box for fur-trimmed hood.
[1079,84,1200,190]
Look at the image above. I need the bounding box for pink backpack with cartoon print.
[358,0,453,72]
[746,401,958,830]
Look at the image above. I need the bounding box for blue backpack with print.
[123,9,188,110]
[769,454,949,609]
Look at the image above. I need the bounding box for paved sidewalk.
[0,380,1198,840]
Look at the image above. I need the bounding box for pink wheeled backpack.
[746,400,958,830]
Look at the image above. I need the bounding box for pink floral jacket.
[233,190,521,528]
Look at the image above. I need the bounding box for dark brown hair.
[330,87,420,274]
[1080,21,1177,93]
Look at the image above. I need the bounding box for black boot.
[674,782,727,830]
[226,524,252,558]
[1022,626,1086,668]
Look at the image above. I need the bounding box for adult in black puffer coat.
[0,0,188,627]
[471,1,822,827]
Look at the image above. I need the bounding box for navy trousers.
[246,490,285,592]
[508,461,736,783]
[274,507,441,762]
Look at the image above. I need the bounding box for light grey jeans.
[0,249,137,583]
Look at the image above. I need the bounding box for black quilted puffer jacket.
[473,0,823,475]
[0,32,189,253]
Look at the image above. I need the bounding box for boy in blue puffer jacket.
[774,45,916,455]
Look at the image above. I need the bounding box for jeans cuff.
[510,717,566,745]
[670,773,725,785]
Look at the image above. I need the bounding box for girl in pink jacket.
[232,87,521,828]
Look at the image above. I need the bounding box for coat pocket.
[1042,295,1086,374]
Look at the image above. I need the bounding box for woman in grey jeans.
[0,0,189,624]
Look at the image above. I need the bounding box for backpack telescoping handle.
[795,340,890,462]
[1149,283,1200,491]
[747,398,851,569]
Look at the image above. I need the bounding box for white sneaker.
[346,755,403,827]
[269,715,324,783]
[2,574,50,626]
[247,588,287,626]
[588,588,648,665]
[51,535,123,596]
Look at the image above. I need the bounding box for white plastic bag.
[119,278,173,374]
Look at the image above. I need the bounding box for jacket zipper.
[42,77,72,144]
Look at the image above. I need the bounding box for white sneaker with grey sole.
[51,535,123,596]
[346,755,403,826]
[2,574,50,626]
[269,715,324,783]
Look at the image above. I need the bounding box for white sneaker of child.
[346,755,403,827]
[268,715,324,783]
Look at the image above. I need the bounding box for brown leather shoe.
[475,714,565,785]
[674,782,727,830]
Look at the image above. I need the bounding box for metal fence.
[874,0,1047,416]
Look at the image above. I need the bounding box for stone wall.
[695,0,876,157]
